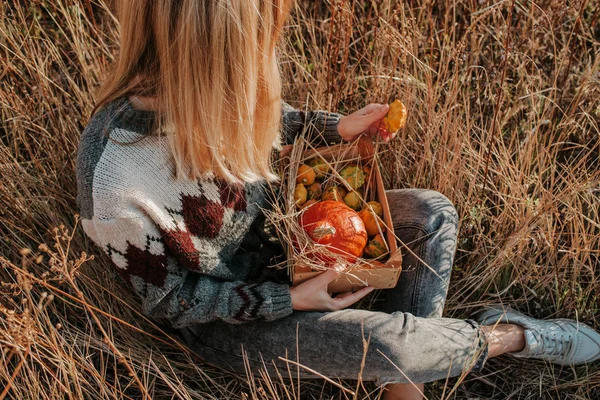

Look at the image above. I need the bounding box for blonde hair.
[95,0,293,183]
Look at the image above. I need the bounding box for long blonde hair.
[95,0,293,183]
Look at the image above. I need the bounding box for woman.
[76,1,600,399]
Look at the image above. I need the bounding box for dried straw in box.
[263,134,389,279]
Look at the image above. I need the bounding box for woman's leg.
[381,189,458,399]
[180,309,489,386]
[381,324,526,400]
[383,189,458,318]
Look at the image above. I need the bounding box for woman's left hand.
[337,103,395,143]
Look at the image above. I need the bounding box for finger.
[357,103,385,116]
[333,291,356,299]
[378,103,390,114]
[358,104,389,119]
[378,127,391,141]
[362,120,389,139]
[332,286,375,309]
[314,268,341,285]
[368,104,389,119]
[365,125,379,137]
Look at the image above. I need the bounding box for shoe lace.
[535,331,574,358]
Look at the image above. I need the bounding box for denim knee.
[414,191,458,234]
[386,189,458,234]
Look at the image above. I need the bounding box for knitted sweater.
[76,97,342,328]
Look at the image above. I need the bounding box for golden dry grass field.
[1,1,599,399]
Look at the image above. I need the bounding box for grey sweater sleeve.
[85,215,293,327]
[147,269,293,327]
[281,101,343,145]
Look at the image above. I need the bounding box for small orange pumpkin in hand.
[383,99,407,133]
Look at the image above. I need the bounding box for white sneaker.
[475,305,600,365]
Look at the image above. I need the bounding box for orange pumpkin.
[299,200,368,265]
[296,164,316,185]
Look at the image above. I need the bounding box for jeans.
[179,189,489,385]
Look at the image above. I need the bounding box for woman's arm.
[82,214,293,327]
[281,102,343,145]
[281,101,394,145]
[146,269,292,326]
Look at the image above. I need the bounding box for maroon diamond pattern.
[122,242,169,287]
[181,193,224,238]
[162,228,202,272]
[216,179,247,212]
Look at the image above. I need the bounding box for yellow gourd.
[339,165,365,190]
[322,186,345,203]
[365,201,383,218]
[359,208,386,237]
[307,158,329,179]
[363,234,388,258]
[344,191,362,211]
[294,184,307,206]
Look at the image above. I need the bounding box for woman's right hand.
[289,269,375,311]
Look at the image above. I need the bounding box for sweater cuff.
[262,282,293,321]
[312,112,343,144]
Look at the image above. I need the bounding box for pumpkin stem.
[312,225,336,239]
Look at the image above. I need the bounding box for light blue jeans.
[180,189,488,385]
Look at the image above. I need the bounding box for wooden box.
[282,136,402,293]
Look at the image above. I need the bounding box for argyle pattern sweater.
[76,97,342,328]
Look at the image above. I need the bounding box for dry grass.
[1,0,599,399]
